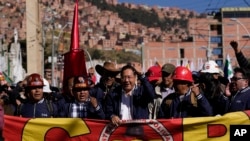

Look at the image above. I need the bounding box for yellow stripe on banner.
[22,118,90,141]
[183,111,250,141]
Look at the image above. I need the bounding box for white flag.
[223,54,233,81]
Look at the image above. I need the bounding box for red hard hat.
[146,65,162,82]
[173,66,193,83]
[26,73,44,87]
[73,75,93,89]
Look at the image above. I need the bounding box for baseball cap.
[161,63,176,73]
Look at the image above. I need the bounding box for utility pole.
[207,29,211,61]
[26,0,43,75]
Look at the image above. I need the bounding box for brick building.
[143,7,250,71]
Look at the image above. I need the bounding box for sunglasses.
[162,72,171,77]
[103,72,117,77]
[73,88,90,92]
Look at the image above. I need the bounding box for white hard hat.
[201,60,220,73]
[43,78,52,93]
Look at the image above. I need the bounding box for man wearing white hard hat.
[43,78,62,102]
[43,78,52,93]
[201,60,221,79]
[200,60,229,116]
[201,60,229,85]
[43,78,52,100]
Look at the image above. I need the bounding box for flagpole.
[51,19,56,87]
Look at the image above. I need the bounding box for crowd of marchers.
[0,40,250,135]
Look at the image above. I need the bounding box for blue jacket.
[17,98,58,118]
[158,89,213,118]
[105,77,155,120]
[89,86,108,111]
[228,87,250,112]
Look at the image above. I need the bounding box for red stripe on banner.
[3,111,250,141]
[208,124,227,137]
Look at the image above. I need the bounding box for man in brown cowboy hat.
[91,62,121,110]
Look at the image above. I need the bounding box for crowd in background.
[0,40,250,138]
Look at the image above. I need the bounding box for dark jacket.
[94,81,120,95]
[16,98,58,118]
[236,52,250,70]
[91,81,120,110]
[158,89,213,118]
[105,76,155,120]
[228,87,250,112]
[207,94,229,116]
[89,86,108,111]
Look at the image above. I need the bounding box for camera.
[1,95,9,105]
[0,85,10,104]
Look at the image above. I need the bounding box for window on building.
[210,36,222,44]
[223,12,234,18]
[210,25,219,30]
[223,11,250,18]
[213,48,222,55]
[236,12,248,17]
[215,60,223,68]
[210,24,222,34]
[180,48,184,58]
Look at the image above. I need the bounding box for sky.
[119,0,249,13]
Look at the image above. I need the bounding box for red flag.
[63,0,87,93]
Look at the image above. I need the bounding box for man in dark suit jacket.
[105,65,155,126]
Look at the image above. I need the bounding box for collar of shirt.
[122,86,135,96]
[37,98,45,104]
[164,87,174,91]
[239,86,250,93]
[74,99,89,105]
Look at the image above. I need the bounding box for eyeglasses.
[121,76,135,80]
[230,77,246,81]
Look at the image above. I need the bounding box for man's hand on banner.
[111,115,121,126]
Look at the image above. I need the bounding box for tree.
[89,49,102,60]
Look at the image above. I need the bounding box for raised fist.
[230,40,239,52]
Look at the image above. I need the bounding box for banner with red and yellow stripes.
[3,111,250,141]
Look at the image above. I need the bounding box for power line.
[244,0,250,6]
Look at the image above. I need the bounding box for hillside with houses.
[0,0,200,55]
